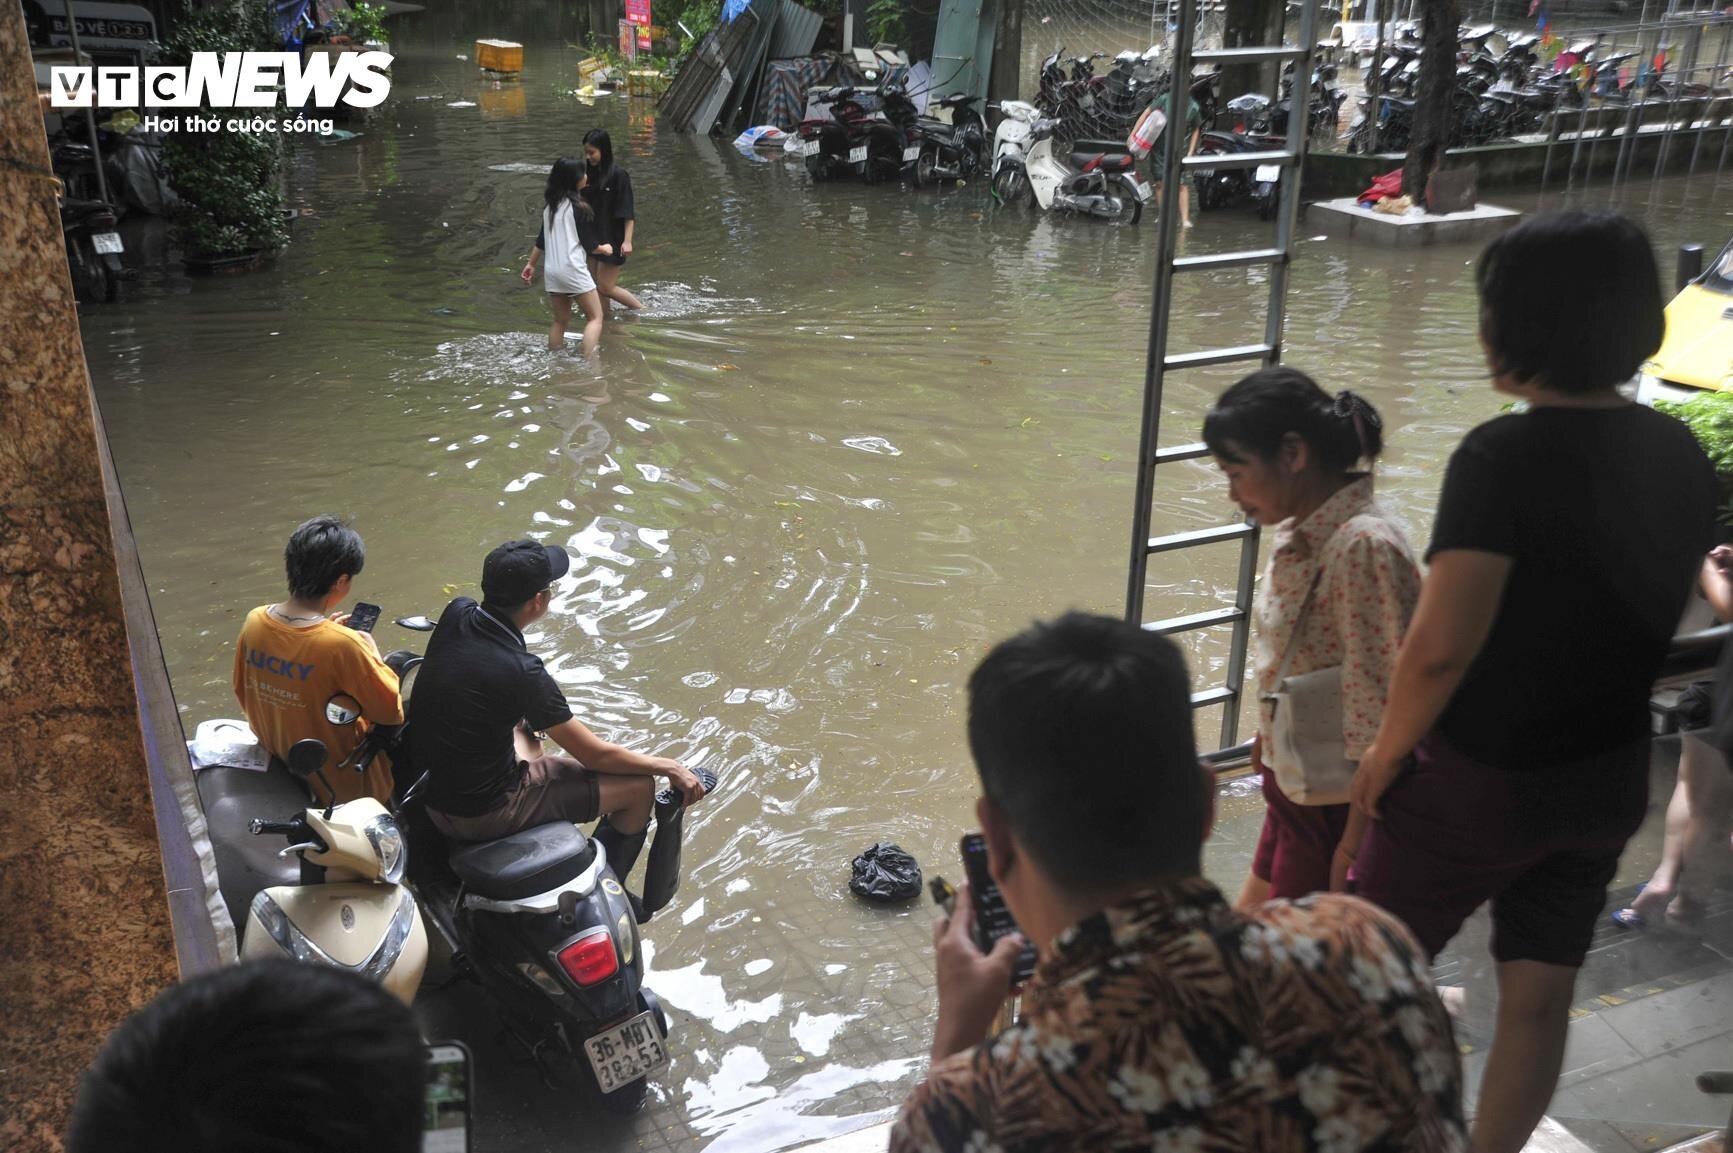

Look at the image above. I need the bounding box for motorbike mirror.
[393,615,437,632]
[286,738,328,779]
[324,694,362,726]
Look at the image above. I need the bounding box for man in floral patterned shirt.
[892,613,1466,1153]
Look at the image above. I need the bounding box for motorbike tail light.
[556,928,619,987]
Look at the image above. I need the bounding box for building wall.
[0,2,181,1149]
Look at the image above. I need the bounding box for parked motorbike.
[1195,95,1286,220]
[882,83,987,186]
[796,86,880,182]
[366,619,691,1112]
[61,196,123,304]
[991,101,1146,223]
[213,733,429,1005]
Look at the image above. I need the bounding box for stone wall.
[0,3,181,1149]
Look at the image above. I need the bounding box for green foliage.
[865,0,904,45]
[1656,390,1733,525]
[158,1,288,257]
[332,1,388,44]
[661,0,720,65]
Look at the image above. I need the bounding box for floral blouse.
[1252,475,1421,759]
[891,880,1467,1153]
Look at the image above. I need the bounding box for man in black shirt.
[410,539,707,893]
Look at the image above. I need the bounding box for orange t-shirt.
[232,607,404,804]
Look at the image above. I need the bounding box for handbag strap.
[1268,564,1327,690]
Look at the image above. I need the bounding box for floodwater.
[80,4,1733,1150]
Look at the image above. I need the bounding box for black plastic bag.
[849,842,922,903]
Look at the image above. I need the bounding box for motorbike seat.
[1072,150,1137,171]
[196,758,312,927]
[1074,138,1131,154]
[447,821,596,900]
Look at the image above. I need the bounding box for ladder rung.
[1164,343,1275,371]
[1191,46,1307,64]
[1144,606,1248,636]
[1190,685,1239,709]
[1173,247,1287,273]
[1154,441,1212,464]
[1184,149,1296,172]
[1146,523,1255,555]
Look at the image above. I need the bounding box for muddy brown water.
[79,5,1733,1148]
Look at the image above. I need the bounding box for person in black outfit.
[1347,212,1718,1153]
[410,539,707,896]
[582,128,642,312]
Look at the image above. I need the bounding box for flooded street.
[79,5,1733,1149]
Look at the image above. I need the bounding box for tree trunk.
[1402,0,1461,204]
[988,0,1022,122]
[1221,0,1286,106]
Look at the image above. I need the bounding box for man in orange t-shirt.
[233,516,403,804]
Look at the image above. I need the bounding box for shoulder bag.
[1261,567,1355,806]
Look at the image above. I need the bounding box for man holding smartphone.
[893,613,1466,1153]
[233,516,402,805]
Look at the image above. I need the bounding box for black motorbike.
[363,621,714,1112]
[61,196,123,304]
[882,84,987,186]
[1195,94,1286,220]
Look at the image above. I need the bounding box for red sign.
[626,0,652,26]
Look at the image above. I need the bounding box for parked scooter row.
[794,82,988,188]
[200,614,712,1114]
[51,133,127,304]
[991,99,1149,224]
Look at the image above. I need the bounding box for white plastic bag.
[1128,105,1166,157]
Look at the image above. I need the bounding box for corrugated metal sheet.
[769,0,823,60]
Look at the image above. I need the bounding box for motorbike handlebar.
[249,818,301,836]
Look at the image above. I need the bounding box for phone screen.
[346,602,382,634]
[959,833,1038,986]
[423,1042,472,1153]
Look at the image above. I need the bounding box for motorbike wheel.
[992,166,1033,209]
[67,235,107,304]
[1106,175,1142,225]
[100,257,122,302]
[804,153,831,182]
[914,148,938,188]
[1256,185,1278,221]
[593,1069,650,1115]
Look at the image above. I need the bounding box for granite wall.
[0,2,181,1148]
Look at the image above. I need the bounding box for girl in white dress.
[520,156,612,356]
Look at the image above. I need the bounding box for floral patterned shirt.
[891,880,1467,1153]
[1252,475,1421,759]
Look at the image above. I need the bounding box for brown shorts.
[427,754,602,843]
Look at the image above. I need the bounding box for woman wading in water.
[522,156,612,356]
[582,128,642,312]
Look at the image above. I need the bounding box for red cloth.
[1357,168,1404,206]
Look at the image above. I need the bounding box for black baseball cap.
[481,539,571,605]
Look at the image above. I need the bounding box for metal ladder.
[1124,0,1322,753]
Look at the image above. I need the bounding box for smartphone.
[346,602,382,633]
[960,833,1038,986]
[423,1041,473,1153]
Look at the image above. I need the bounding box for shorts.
[1352,733,1649,967]
[1251,748,1351,899]
[591,250,627,268]
[427,753,601,843]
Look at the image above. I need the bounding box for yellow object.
[578,55,608,82]
[627,70,667,97]
[1644,239,1733,394]
[475,39,524,73]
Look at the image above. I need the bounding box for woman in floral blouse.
[1204,367,1421,904]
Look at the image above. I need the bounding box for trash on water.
[849,842,922,903]
[735,126,787,148]
[448,100,477,108]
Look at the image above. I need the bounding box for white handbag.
[1261,571,1356,806]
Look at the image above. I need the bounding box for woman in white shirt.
[520,156,613,356]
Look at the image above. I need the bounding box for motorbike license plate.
[902,145,921,162]
[1126,174,1153,202]
[92,231,123,254]
[848,145,868,164]
[799,138,820,157]
[1254,164,1281,183]
[585,1011,670,1094]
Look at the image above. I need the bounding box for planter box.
[476,39,524,74]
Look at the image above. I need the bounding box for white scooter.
[233,726,428,1005]
[990,100,1148,224]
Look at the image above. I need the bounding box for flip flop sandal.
[1611,883,1654,931]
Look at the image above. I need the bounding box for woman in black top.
[1347,213,1717,1153]
[581,128,642,312]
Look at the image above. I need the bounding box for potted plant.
[159,0,289,273]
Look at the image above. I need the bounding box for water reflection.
[81,2,1733,1146]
